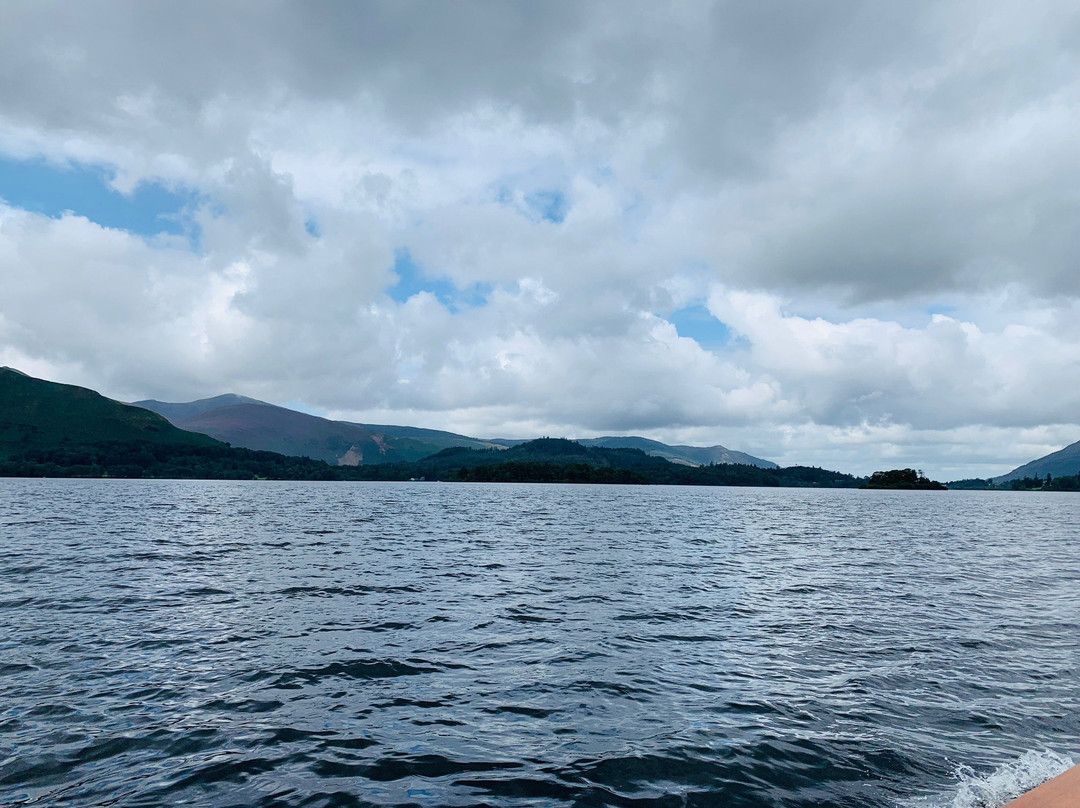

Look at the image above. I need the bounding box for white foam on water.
[906,750,1076,808]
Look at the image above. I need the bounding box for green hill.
[0,367,220,460]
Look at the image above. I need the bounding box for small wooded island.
[859,469,947,490]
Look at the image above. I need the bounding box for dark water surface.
[1,480,1078,807]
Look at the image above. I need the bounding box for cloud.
[2,0,1080,478]
[707,286,1080,430]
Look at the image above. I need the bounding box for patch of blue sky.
[495,184,569,223]
[619,190,650,232]
[304,217,320,238]
[524,189,568,223]
[0,155,200,241]
[926,303,956,316]
[388,250,490,312]
[282,400,327,417]
[669,304,734,349]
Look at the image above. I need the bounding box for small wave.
[267,657,441,688]
[0,564,46,575]
[911,750,1075,808]
[310,753,521,781]
[274,583,422,597]
[175,586,232,597]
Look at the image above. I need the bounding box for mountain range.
[0,368,833,486]
[5,366,1079,484]
[134,395,777,469]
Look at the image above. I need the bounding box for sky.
[1,1,1079,480]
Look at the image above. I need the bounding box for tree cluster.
[348,439,860,487]
[943,478,997,489]
[1008,473,1080,491]
[859,468,947,490]
[1,441,361,480]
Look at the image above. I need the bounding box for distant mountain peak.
[135,392,268,408]
[131,393,269,422]
[573,435,776,468]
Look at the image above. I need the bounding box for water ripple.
[1,480,1078,807]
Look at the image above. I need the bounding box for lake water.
[1,480,1078,807]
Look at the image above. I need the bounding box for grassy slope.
[0,368,220,460]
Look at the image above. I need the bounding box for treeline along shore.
[1,438,861,487]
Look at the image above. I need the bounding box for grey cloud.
[0,1,590,133]
[734,133,1080,301]
[0,2,944,140]
[5,1,1077,305]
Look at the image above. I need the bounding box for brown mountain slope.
[169,403,444,465]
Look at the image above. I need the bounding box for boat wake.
[909,750,1075,808]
